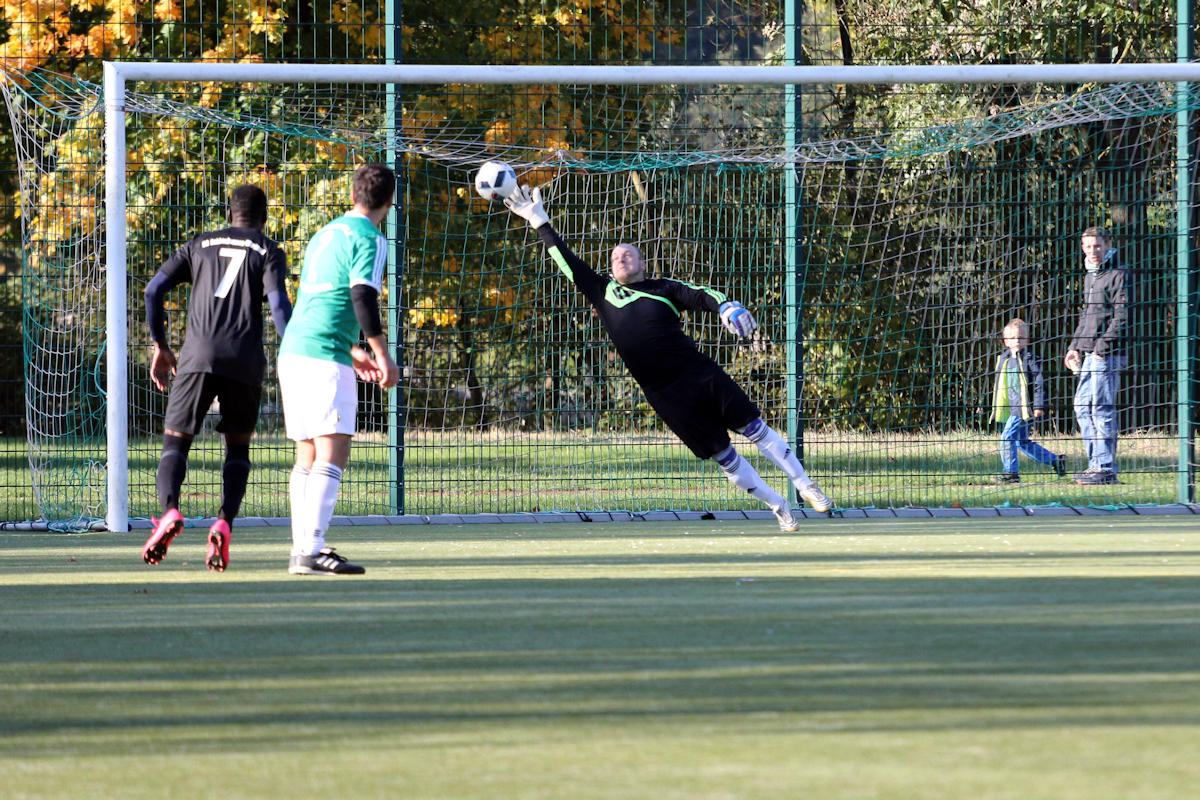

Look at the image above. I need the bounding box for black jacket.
[1068,260,1130,357]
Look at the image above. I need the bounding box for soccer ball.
[474,160,518,201]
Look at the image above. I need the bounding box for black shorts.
[642,365,759,459]
[163,371,263,436]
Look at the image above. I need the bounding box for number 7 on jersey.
[214,246,247,299]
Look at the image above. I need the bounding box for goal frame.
[103,61,1200,532]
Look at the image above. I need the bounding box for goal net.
[3,62,1198,531]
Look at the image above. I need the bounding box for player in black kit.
[504,184,831,529]
[141,185,292,570]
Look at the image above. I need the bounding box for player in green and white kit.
[278,164,399,575]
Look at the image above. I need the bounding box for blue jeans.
[1074,352,1124,472]
[1000,415,1058,474]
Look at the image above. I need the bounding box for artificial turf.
[2,515,1198,799]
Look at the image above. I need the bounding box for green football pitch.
[2,516,1198,800]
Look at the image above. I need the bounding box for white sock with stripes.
[302,461,343,557]
[740,419,814,491]
[715,446,786,511]
[289,465,310,557]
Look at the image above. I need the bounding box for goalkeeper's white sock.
[289,465,310,557]
[301,461,343,557]
[715,446,786,511]
[740,419,814,491]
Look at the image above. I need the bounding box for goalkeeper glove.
[719,301,757,338]
[503,185,550,229]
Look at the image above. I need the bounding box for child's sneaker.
[993,472,1020,484]
[143,508,183,565]
[206,519,231,572]
[799,484,832,513]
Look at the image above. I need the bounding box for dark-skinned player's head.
[352,163,396,211]
[228,184,268,229]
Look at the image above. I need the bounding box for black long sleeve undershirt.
[351,283,383,338]
[144,270,184,346]
[266,288,292,338]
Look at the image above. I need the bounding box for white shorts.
[278,353,358,441]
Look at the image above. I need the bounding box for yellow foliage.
[86,28,112,57]
[152,0,180,21]
[329,1,381,52]
[197,82,220,108]
[248,0,287,43]
[521,166,561,189]
[434,308,460,327]
[315,140,351,165]
[484,120,512,147]
[485,286,516,307]
[63,33,88,59]
[109,0,140,21]
[116,20,138,46]
[408,297,462,329]
[0,0,149,72]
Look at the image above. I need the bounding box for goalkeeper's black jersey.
[156,226,289,383]
[537,225,729,390]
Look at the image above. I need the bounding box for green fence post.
[387,0,405,515]
[784,0,805,501]
[1176,0,1195,504]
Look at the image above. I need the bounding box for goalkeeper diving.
[504,184,832,528]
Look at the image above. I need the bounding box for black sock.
[219,442,251,524]
[156,434,193,512]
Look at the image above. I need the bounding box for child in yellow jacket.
[991,319,1066,483]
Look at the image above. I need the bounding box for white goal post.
[102,61,1200,532]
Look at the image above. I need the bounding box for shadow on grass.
[2,563,1199,754]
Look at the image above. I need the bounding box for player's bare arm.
[149,342,177,392]
[364,333,399,388]
[350,344,384,383]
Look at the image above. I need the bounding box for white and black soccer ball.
[474,160,518,201]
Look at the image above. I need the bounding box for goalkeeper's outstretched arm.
[504,185,606,297]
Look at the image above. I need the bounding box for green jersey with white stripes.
[280,212,387,366]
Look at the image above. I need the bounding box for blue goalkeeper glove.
[503,185,550,229]
[719,301,757,338]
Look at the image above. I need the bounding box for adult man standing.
[142,184,292,571]
[278,163,399,575]
[504,184,831,530]
[1064,226,1130,486]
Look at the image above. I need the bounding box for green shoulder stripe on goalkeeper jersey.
[668,277,728,304]
[548,244,681,315]
[603,282,678,314]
